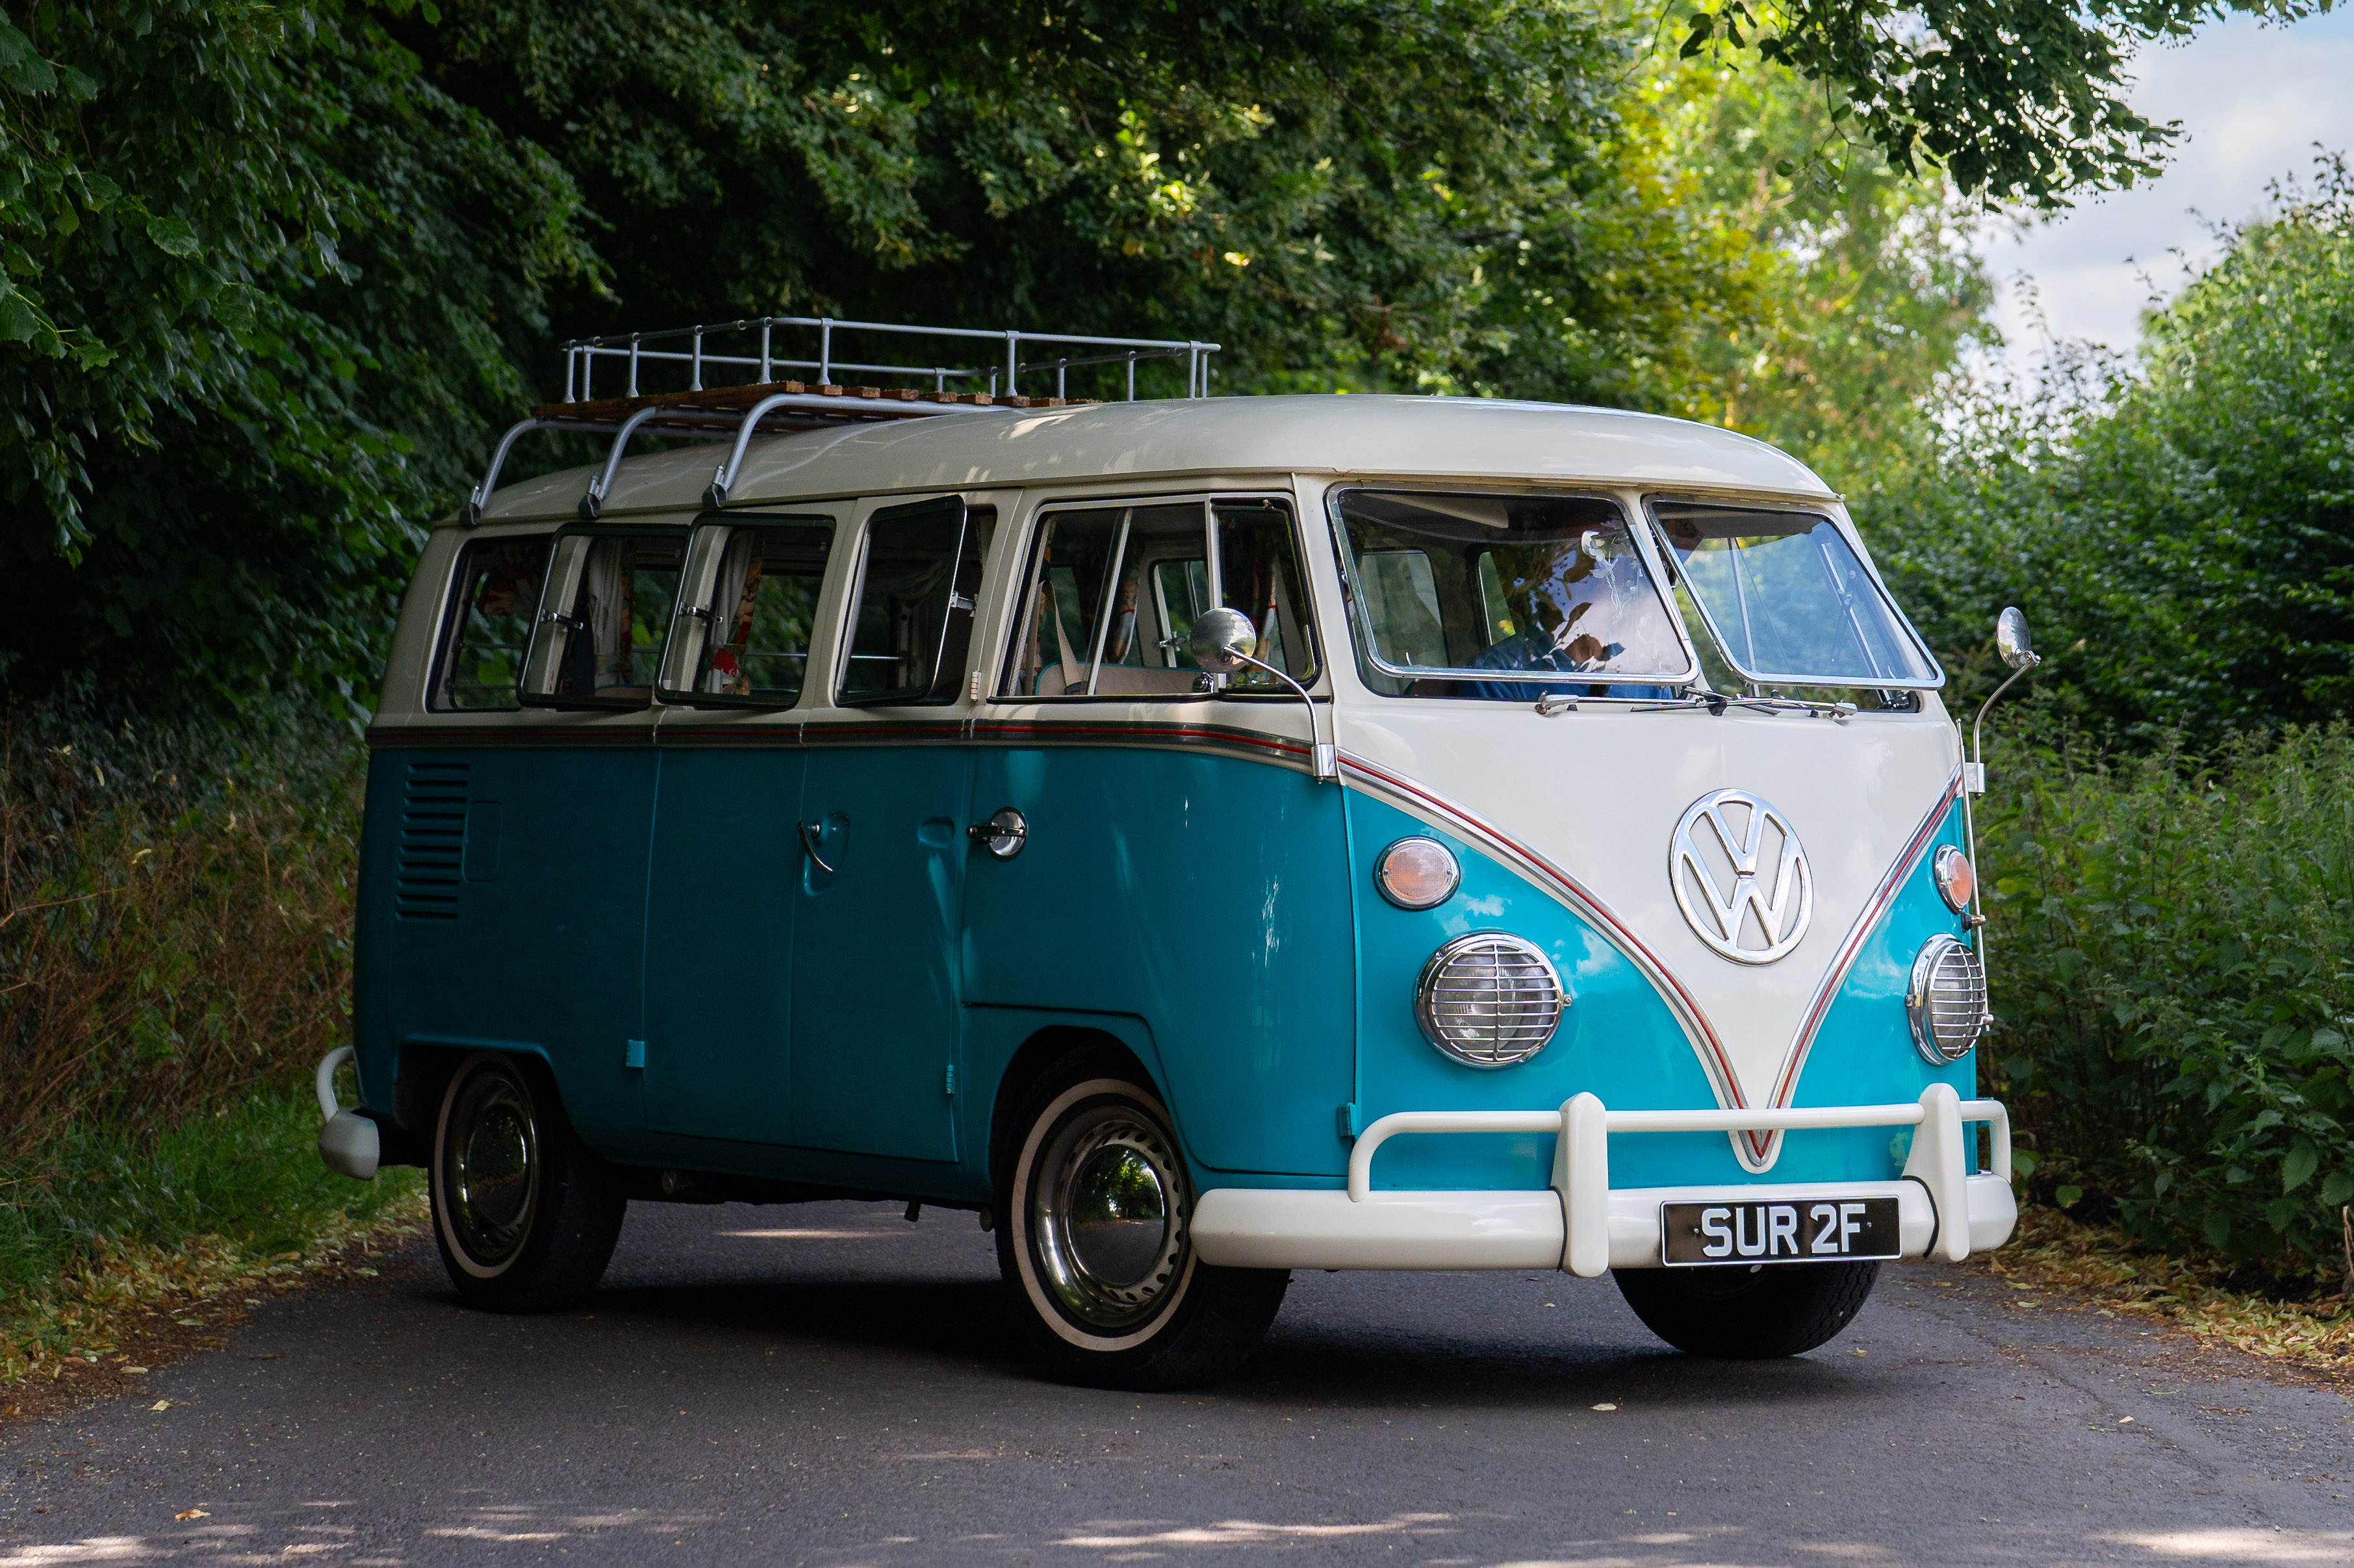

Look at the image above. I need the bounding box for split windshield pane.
[1649,502,1938,688]
[1332,489,1690,698]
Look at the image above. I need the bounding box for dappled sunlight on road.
[2104,1530,2354,1563]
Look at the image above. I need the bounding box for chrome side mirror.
[1184,605,1337,783]
[1188,605,1260,676]
[1995,606,2040,671]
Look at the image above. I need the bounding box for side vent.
[394,762,470,920]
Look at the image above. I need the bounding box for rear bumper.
[1192,1083,2015,1274]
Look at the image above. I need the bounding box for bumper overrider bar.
[1192,1083,2015,1274]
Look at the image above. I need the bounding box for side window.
[1000,498,1310,699]
[656,516,833,707]
[517,530,684,709]
[432,537,551,711]
[1214,499,1319,690]
[837,498,991,707]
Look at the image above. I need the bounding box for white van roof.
[464,394,1836,525]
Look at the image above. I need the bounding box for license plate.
[1659,1196,1902,1267]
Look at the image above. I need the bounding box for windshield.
[1649,501,1940,689]
[1332,489,1691,698]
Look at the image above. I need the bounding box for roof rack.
[459,315,1222,525]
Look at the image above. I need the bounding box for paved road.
[1,1200,2348,1566]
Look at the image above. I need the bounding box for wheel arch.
[986,1024,1169,1194]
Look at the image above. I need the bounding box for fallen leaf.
[1852,1347,1868,1356]
[123,1366,148,1374]
[1591,1402,1617,1411]
[149,1400,174,1412]
[174,1318,203,1328]
[174,1508,208,1521]
[2118,1415,2134,1424]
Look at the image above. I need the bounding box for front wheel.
[997,1063,1288,1390]
[1614,1261,1879,1358]
[431,1053,626,1312]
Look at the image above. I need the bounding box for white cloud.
[1974,9,2354,360]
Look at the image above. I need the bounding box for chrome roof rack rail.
[459,315,1221,527]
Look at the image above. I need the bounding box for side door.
[788,494,993,1163]
[639,511,842,1144]
[966,494,1357,1178]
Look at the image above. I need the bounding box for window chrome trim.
[1323,485,1703,694]
[1641,496,1946,692]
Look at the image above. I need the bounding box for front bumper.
[1192,1082,2014,1275]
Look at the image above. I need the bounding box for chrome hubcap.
[1033,1106,1188,1330]
[444,1070,538,1266]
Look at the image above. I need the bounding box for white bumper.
[1192,1083,2015,1275]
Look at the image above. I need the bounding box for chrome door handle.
[798,820,836,875]
[967,808,1027,860]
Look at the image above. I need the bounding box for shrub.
[1980,723,2354,1284]
[0,696,361,1161]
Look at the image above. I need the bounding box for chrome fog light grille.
[1907,933,1988,1064]
[1415,933,1565,1068]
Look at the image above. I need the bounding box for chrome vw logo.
[1669,789,1813,965]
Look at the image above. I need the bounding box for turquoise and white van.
[319,316,2025,1389]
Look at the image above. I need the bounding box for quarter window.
[517,530,684,709]
[432,537,550,711]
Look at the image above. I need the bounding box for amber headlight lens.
[1377,837,1461,910]
[1416,933,1564,1067]
[1932,844,1975,913]
[1907,933,1988,1063]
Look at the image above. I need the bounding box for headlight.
[1416,933,1564,1068]
[1932,844,1975,913]
[1377,836,1461,909]
[1907,933,1988,1063]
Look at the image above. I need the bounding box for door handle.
[798,820,836,875]
[967,807,1027,860]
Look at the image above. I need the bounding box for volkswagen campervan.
[318,316,2023,1390]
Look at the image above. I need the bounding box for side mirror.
[1189,605,1260,676]
[1995,606,2040,671]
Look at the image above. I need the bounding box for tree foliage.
[0,0,2015,715]
[1685,1,2333,205]
[0,1,596,717]
[1867,154,2354,739]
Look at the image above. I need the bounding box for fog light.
[1416,933,1563,1068]
[1906,933,1988,1063]
[1377,837,1461,909]
[1932,844,1975,914]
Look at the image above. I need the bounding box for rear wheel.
[431,1053,626,1312]
[997,1061,1287,1390]
[1614,1261,1879,1358]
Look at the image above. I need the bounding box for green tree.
[1867,154,2354,738]
[0,1,596,717]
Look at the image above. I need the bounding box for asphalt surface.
[1,1200,2348,1567]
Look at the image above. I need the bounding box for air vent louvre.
[394,762,469,920]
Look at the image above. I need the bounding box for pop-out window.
[1001,496,1316,699]
[517,529,684,709]
[1648,501,1940,689]
[432,537,551,711]
[836,498,993,707]
[656,516,834,708]
[1331,489,1691,699]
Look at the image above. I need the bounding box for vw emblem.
[1669,789,1813,965]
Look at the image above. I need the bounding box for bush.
[1862,152,2354,743]
[0,696,361,1159]
[1981,723,2354,1285]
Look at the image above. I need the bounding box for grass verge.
[1980,1204,2354,1374]
[0,1085,424,1413]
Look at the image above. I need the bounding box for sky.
[1974,6,2354,364]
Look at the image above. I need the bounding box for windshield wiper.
[1609,692,1856,722]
